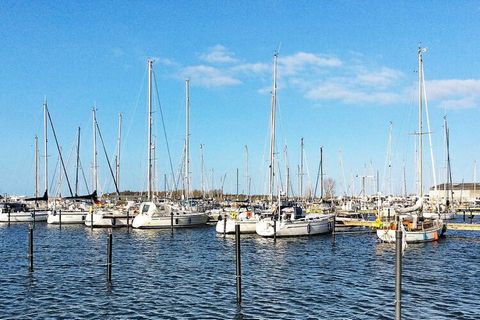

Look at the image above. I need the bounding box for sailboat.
[255,52,334,238]
[377,47,446,243]
[1,102,52,223]
[132,61,208,229]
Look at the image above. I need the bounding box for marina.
[0,220,479,319]
[2,2,480,319]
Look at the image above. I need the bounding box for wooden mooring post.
[235,224,242,304]
[107,230,113,283]
[28,224,34,272]
[395,217,402,320]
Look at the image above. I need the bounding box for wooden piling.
[59,210,62,228]
[395,217,402,320]
[126,210,129,231]
[28,225,34,272]
[273,218,277,243]
[235,224,242,304]
[223,212,227,238]
[107,230,113,282]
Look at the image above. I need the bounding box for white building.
[429,183,480,203]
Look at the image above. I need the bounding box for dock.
[446,223,480,231]
[339,220,480,232]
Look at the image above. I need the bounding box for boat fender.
[307,223,311,234]
[112,218,116,226]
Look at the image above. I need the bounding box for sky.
[2,1,480,198]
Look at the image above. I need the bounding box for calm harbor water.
[1,221,479,319]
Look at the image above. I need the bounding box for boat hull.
[0,211,48,222]
[47,210,87,224]
[215,218,257,234]
[133,212,209,229]
[376,220,445,243]
[256,216,333,237]
[84,211,133,228]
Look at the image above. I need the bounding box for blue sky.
[2,1,480,197]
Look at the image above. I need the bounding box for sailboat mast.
[185,79,190,201]
[244,145,249,197]
[34,135,39,198]
[284,145,289,199]
[300,137,304,199]
[92,106,98,192]
[75,127,81,196]
[147,59,153,201]
[268,52,278,202]
[418,47,424,198]
[200,144,204,198]
[320,146,324,200]
[43,100,49,207]
[116,113,122,192]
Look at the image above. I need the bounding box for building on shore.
[429,183,480,203]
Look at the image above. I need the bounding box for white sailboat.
[377,47,446,243]
[215,206,258,234]
[132,61,208,229]
[255,52,333,238]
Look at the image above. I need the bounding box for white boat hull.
[0,211,48,222]
[84,211,133,228]
[215,218,257,234]
[256,215,333,237]
[377,220,445,243]
[47,210,87,224]
[133,212,209,229]
[132,202,209,229]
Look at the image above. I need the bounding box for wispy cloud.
[181,65,241,87]
[167,45,480,109]
[426,79,480,109]
[279,52,342,76]
[306,83,402,105]
[200,45,238,64]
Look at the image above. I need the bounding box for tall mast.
[268,52,278,202]
[320,146,324,200]
[200,144,204,198]
[34,135,39,198]
[147,59,153,201]
[300,137,304,199]
[418,47,424,198]
[92,106,98,192]
[244,145,249,197]
[75,127,81,196]
[43,100,49,207]
[116,113,122,192]
[185,79,190,201]
[284,145,289,199]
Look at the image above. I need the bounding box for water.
[1,222,479,319]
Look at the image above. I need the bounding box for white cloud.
[424,79,480,109]
[170,47,480,110]
[279,52,342,76]
[181,65,241,87]
[306,83,401,105]
[230,62,270,75]
[200,45,238,64]
[355,67,404,88]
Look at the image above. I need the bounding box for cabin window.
[142,204,150,213]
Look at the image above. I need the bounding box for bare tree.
[324,177,335,199]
